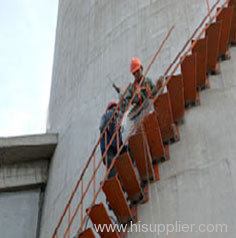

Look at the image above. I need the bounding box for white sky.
[0,0,58,136]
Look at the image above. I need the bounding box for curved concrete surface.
[128,48,236,238]
[40,0,234,237]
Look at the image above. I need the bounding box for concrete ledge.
[0,133,58,192]
[0,133,58,164]
[0,160,49,192]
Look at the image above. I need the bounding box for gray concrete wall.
[0,160,48,191]
[0,134,57,191]
[41,0,230,237]
[0,134,56,237]
[0,190,40,238]
[127,46,236,238]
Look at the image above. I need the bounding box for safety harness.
[133,80,152,104]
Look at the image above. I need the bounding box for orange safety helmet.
[106,102,119,111]
[130,57,142,73]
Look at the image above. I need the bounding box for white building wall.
[41,0,231,237]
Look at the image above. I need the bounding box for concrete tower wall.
[127,46,236,238]
[41,0,225,237]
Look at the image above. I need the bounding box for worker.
[121,57,163,122]
[99,102,127,179]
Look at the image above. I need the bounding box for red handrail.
[62,26,175,238]
[206,0,212,21]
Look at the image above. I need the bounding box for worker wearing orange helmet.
[121,57,162,121]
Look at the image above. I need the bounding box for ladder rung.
[181,54,200,107]
[87,203,120,238]
[229,0,236,43]
[78,228,96,238]
[217,6,234,57]
[102,175,133,224]
[206,22,222,73]
[143,112,168,162]
[129,132,155,182]
[154,92,180,143]
[192,38,209,89]
[114,152,143,203]
[167,74,185,123]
